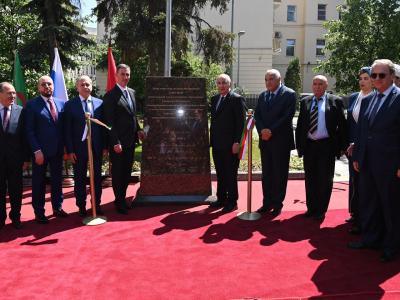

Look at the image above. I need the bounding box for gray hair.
[372,59,395,75]
[117,64,131,72]
[215,73,231,85]
[75,75,92,86]
[0,82,13,93]
[265,69,281,80]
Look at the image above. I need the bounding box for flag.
[106,46,117,92]
[13,51,27,106]
[50,48,68,102]
[238,115,255,160]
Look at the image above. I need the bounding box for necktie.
[368,93,384,125]
[123,90,133,111]
[269,93,275,102]
[2,106,10,131]
[308,98,321,134]
[216,96,225,111]
[47,97,58,122]
[83,99,91,116]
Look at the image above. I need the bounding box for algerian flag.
[239,115,255,160]
[13,51,27,106]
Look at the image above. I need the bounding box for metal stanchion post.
[237,109,261,221]
[83,113,107,226]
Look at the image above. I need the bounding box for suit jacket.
[254,85,296,150]
[295,93,347,157]
[103,85,141,149]
[25,96,65,157]
[64,96,105,157]
[210,91,246,150]
[353,86,400,170]
[347,92,375,144]
[0,104,29,163]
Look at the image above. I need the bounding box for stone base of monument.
[135,194,217,203]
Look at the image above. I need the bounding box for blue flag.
[50,48,68,102]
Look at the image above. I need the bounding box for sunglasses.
[371,73,388,79]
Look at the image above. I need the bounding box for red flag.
[106,46,117,92]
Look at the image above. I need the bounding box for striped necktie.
[308,98,321,134]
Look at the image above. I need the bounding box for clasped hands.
[260,128,272,141]
[114,130,146,154]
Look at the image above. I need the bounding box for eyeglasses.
[371,73,388,79]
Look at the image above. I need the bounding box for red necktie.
[47,97,58,122]
[2,106,10,131]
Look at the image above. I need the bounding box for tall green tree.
[95,0,233,76]
[284,57,301,96]
[317,0,400,94]
[22,0,95,72]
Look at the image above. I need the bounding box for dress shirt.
[352,91,373,123]
[117,83,133,111]
[79,95,93,115]
[366,85,394,118]
[0,103,11,131]
[308,93,329,140]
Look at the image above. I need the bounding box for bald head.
[0,82,16,107]
[265,69,281,91]
[38,75,54,98]
[312,75,328,98]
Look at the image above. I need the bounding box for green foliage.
[317,0,400,94]
[95,0,232,75]
[284,57,301,96]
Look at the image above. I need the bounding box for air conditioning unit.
[274,31,282,39]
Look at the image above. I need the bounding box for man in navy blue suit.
[64,75,105,217]
[0,82,29,229]
[26,76,66,224]
[254,69,296,217]
[350,59,400,262]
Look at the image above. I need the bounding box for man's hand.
[23,162,29,170]
[34,150,44,165]
[138,130,146,142]
[232,143,240,154]
[114,144,123,154]
[397,169,400,178]
[68,153,77,164]
[346,144,354,157]
[353,161,360,172]
[261,128,272,141]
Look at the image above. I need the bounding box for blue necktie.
[309,98,321,134]
[368,93,384,125]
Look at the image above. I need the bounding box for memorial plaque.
[137,77,211,201]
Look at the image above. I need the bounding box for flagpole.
[237,109,261,221]
[83,113,107,226]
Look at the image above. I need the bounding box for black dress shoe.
[221,204,238,213]
[380,251,395,263]
[348,226,361,235]
[347,241,377,250]
[256,205,272,213]
[271,208,282,217]
[116,207,128,215]
[78,207,87,217]
[11,220,22,229]
[313,214,325,221]
[96,207,104,216]
[53,209,68,218]
[209,201,224,208]
[35,215,49,224]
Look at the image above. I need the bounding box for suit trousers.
[0,157,23,222]
[303,138,336,216]
[212,148,239,205]
[72,151,102,208]
[32,154,64,216]
[348,154,360,223]
[110,144,135,208]
[260,145,290,210]
[358,148,400,252]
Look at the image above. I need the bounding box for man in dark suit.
[350,59,400,262]
[25,76,66,224]
[295,75,347,221]
[104,64,144,214]
[254,69,296,217]
[64,75,105,217]
[0,82,29,229]
[209,74,245,213]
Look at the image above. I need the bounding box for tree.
[316,0,400,94]
[22,0,95,72]
[95,0,233,76]
[284,57,301,96]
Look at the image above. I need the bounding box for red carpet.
[1,181,399,299]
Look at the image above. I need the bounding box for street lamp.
[229,0,235,78]
[237,30,246,88]
[164,0,172,77]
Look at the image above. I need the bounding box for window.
[316,39,325,56]
[286,39,295,56]
[318,4,327,21]
[287,5,296,22]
